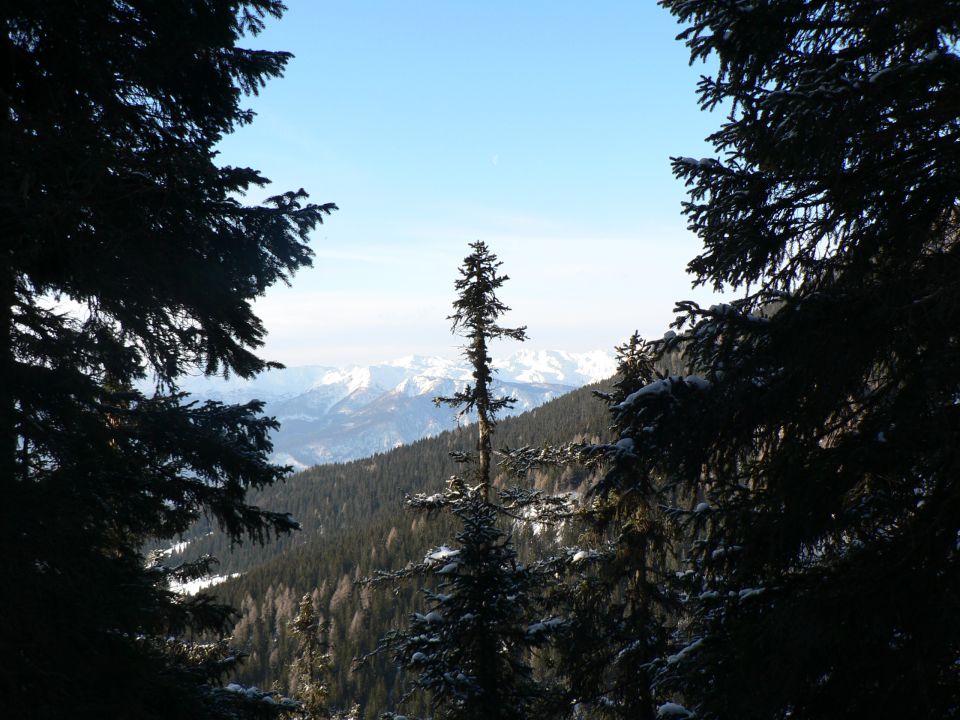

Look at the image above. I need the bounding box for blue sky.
[219,1,727,366]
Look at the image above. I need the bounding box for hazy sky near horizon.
[220,1,730,367]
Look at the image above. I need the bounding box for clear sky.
[218,1,728,367]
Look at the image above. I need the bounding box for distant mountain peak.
[494,348,616,385]
[173,349,615,469]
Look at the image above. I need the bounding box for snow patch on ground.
[171,572,241,596]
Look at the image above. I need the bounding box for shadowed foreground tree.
[2,2,335,717]
[597,2,960,718]
[503,333,682,720]
[562,334,679,720]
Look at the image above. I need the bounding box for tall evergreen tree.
[436,241,528,499]
[2,2,335,717]
[367,242,562,720]
[603,2,960,718]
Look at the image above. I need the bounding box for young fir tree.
[598,2,960,718]
[367,242,563,720]
[504,334,681,720]
[289,594,334,720]
[570,335,680,720]
[1,2,335,717]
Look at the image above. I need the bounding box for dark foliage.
[435,241,528,498]
[502,335,685,720]
[199,381,608,718]
[598,2,960,718]
[2,2,334,717]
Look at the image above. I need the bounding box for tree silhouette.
[2,2,334,717]
[368,242,561,720]
[600,2,960,718]
[435,241,528,499]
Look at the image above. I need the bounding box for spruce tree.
[367,242,562,720]
[567,335,678,720]
[601,2,960,718]
[504,334,680,720]
[2,2,335,717]
[435,241,529,499]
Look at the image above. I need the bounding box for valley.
[165,379,614,715]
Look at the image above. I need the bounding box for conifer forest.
[4,2,960,719]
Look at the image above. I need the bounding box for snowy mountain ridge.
[174,350,616,469]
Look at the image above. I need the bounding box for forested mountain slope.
[171,380,613,715]
[173,379,611,579]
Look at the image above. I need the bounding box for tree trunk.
[474,333,492,502]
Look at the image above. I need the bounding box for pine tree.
[367,242,562,720]
[2,2,335,717]
[603,2,960,718]
[589,331,658,408]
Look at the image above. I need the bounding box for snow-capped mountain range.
[174,350,616,469]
